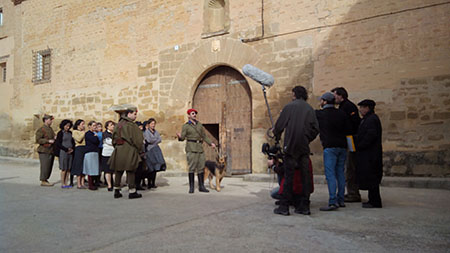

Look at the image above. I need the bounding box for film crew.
[272,86,319,216]
[315,92,352,211]
[109,104,144,199]
[331,87,362,202]
[356,99,383,208]
[176,108,216,194]
[35,114,56,186]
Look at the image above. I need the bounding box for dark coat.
[273,99,319,158]
[84,130,100,153]
[355,111,383,190]
[315,106,352,149]
[108,116,144,172]
[338,99,361,135]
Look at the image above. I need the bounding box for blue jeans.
[323,148,347,205]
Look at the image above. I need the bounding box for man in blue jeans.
[315,92,352,211]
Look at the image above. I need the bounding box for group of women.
[54,118,165,191]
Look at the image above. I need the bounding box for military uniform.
[109,115,144,194]
[179,121,212,173]
[35,124,56,183]
[178,120,212,193]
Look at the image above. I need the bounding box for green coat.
[35,124,56,154]
[178,121,211,153]
[108,117,144,172]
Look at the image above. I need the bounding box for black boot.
[150,172,157,188]
[294,197,311,215]
[129,191,142,199]
[274,204,290,216]
[188,173,195,194]
[198,173,209,193]
[114,189,122,199]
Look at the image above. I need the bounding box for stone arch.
[170,38,262,114]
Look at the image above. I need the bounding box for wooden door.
[193,66,252,174]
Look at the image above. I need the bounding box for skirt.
[101,156,114,174]
[83,152,99,176]
[71,146,86,176]
[59,149,73,171]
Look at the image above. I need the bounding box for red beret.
[187,108,198,114]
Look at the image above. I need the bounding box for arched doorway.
[193,66,252,174]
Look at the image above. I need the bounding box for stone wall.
[0,0,449,176]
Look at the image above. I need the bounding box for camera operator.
[272,86,319,216]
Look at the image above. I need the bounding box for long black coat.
[273,99,319,158]
[355,112,383,190]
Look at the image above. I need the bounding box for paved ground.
[0,158,449,253]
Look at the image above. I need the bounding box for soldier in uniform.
[35,114,56,186]
[108,104,144,199]
[176,108,216,193]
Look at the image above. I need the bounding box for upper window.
[202,0,229,38]
[32,49,52,84]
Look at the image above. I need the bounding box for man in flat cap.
[35,114,56,186]
[109,105,144,199]
[356,99,383,208]
[177,108,216,193]
[315,92,352,211]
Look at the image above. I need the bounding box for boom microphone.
[242,64,274,87]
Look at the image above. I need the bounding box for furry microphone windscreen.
[242,64,274,87]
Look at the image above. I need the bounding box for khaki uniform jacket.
[178,121,211,153]
[108,116,144,172]
[35,125,56,154]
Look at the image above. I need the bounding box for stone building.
[0,0,449,176]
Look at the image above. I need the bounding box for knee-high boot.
[88,176,97,191]
[198,173,209,193]
[188,173,195,194]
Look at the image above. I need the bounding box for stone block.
[285,39,298,49]
[390,111,405,120]
[433,111,450,120]
[407,112,418,119]
[138,67,150,77]
[102,99,114,105]
[413,165,449,177]
[390,165,407,175]
[428,135,444,141]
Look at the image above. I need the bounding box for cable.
[242,1,450,43]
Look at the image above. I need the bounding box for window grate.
[32,49,51,84]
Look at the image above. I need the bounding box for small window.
[32,49,52,84]
[0,63,6,82]
[202,0,229,38]
[0,8,3,26]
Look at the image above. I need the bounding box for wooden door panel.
[193,66,252,174]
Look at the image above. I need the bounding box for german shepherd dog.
[203,154,227,192]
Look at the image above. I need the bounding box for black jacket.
[273,99,319,158]
[356,111,383,190]
[338,99,361,135]
[84,131,100,153]
[315,106,352,149]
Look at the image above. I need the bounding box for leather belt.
[187,140,203,143]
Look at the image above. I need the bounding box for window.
[0,63,6,82]
[202,0,229,38]
[32,49,51,83]
[0,8,3,26]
